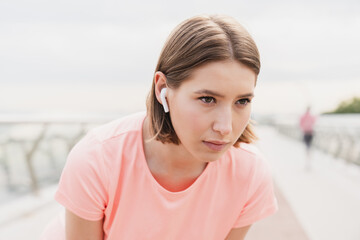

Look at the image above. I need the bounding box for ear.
[154,71,168,105]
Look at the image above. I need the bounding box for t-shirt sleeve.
[233,155,278,228]
[55,131,109,221]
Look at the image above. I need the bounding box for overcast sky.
[1,0,359,83]
[1,0,359,114]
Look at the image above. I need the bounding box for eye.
[199,96,216,104]
[236,98,251,106]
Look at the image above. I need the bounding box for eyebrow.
[194,89,254,98]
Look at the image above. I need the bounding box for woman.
[42,14,277,240]
[299,106,317,170]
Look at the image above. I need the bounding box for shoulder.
[66,111,146,168]
[237,143,263,157]
[228,143,267,168]
[226,143,272,182]
[62,112,146,187]
[90,111,146,143]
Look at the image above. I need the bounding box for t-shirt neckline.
[138,114,214,196]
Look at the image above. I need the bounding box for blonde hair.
[146,15,259,145]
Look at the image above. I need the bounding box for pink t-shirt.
[41,112,277,240]
[300,112,316,133]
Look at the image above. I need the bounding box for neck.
[142,117,207,189]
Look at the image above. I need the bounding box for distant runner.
[300,107,316,170]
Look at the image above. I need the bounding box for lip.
[202,140,230,152]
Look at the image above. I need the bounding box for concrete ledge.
[0,185,57,226]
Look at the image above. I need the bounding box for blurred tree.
[328,97,360,113]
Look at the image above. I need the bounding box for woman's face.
[167,60,256,162]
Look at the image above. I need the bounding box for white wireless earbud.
[160,88,169,113]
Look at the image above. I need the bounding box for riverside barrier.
[1,113,359,197]
[268,114,360,166]
[0,113,123,196]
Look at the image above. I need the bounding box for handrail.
[274,123,360,165]
[0,114,124,195]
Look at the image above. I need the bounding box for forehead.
[178,60,256,93]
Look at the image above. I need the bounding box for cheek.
[170,101,208,139]
[234,109,252,135]
[186,111,208,133]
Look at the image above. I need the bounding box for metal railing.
[274,123,360,165]
[0,114,122,196]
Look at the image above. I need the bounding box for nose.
[213,108,232,136]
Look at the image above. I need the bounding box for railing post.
[24,123,48,195]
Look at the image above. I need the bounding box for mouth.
[202,140,230,152]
